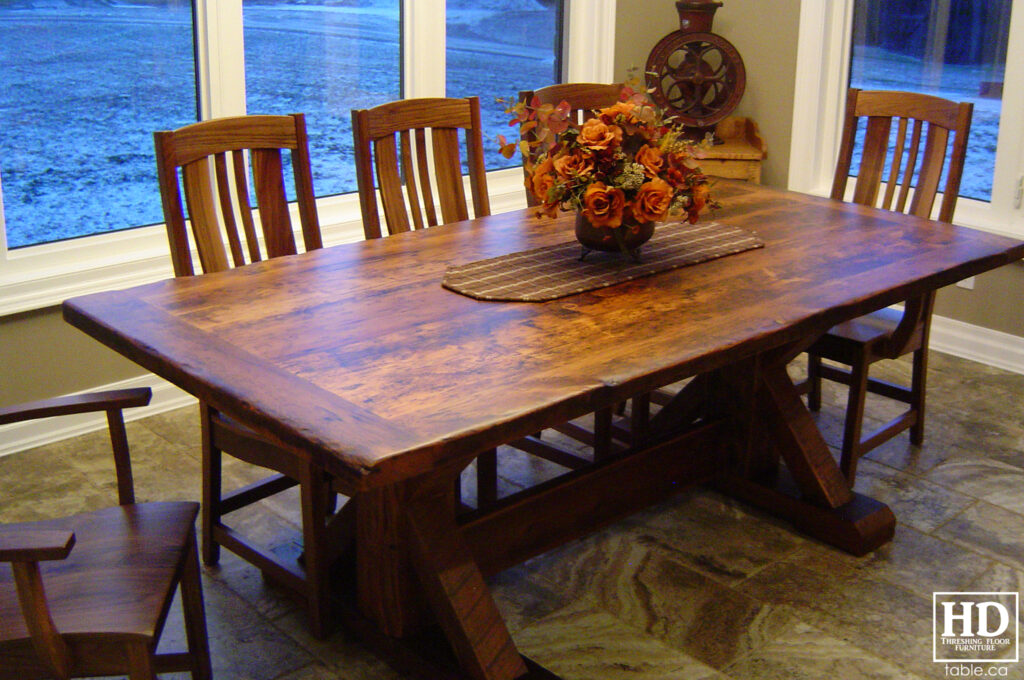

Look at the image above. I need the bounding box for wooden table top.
[63,181,1024,491]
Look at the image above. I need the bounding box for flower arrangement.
[499,86,715,239]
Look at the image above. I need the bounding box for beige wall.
[0,306,146,409]
[934,264,1024,336]
[0,1,1020,411]
[614,0,800,188]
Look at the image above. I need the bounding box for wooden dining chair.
[0,388,212,680]
[351,96,508,503]
[517,82,669,447]
[154,113,337,638]
[352,96,490,240]
[804,88,973,483]
[518,82,623,207]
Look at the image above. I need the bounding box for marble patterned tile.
[157,570,312,680]
[268,608,409,680]
[138,403,203,454]
[925,456,1024,516]
[489,563,575,635]
[785,524,994,600]
[526,531,798,669]
[935,501,1024,573]
[737,562,937,677]
[515,598,728,680]
[722,621,928,680]
[615,489,805,585]
[851,458,976,533]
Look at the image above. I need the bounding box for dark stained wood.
[155,113,336,638]
[460,419,723,577]
[0,393,211,680]
[809,88,973,483]
[352,97,490,240]
[62,180,1024,679]
[63,181,1024,491]
[405,473,528,680]
[153,113,322,277]
[0,388,151,425]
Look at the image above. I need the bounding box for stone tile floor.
[2,352,1024,679]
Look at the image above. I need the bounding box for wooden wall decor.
[646,0,746,134]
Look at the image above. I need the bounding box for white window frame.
[788,0,1024,240]
[0,0,616,316]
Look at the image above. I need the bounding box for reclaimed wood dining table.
[62,180,1024,680]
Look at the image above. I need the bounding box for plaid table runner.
[442,221,764,302]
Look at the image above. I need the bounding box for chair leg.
[476,448,498,508]
[199,404,221,566]
[300,462,331,640]
[807,353,823,412]
[180,528,213,680]
[839,359,871,484]
[909,346,928,445]
[127,642,157,680]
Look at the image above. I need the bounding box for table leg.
[714,344,895,556]
[355,467,537,680]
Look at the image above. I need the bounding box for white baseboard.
[928,314,1024,375]
[0,375,197,458]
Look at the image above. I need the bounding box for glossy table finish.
[63,180,1024,679]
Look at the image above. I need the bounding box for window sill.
[0,167,530,316]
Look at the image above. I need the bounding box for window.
[0,1,197,249]
[242,1,402,197]
[0,0,614,315]
[849,0,1012,202]
[789,0,1024,238]
[446,0,563,171]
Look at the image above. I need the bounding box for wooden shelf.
[700,116,768,184]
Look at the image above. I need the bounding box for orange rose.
[635,144,664,178]
[631,178,674,223]
[530,157,557,204]
[686,182,710,224]
[553,151,595,180]
[578,118,623,151]
[581,182,626,228]
[598,101,637,125]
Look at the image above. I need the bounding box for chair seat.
[811,306,905,361]
[0,502,199,645]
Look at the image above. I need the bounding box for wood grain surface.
[63,181,1024,493]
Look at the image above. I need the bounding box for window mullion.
[403,0,446,99]
[991,0,1024,227]
[564,0,617,83]
[195,0,246,119]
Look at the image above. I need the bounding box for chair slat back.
[518,83,623,206]
[520,82,624,126]
[831,88,973,224]
[352,97,489,239]
[154,113,322,276]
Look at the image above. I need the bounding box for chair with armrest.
[804,88,973,483]
[154,113,338,638]
[0,388,212,680]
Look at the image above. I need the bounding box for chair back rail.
[154,113,322,276]
[352,97,489,239]
[518,83,623,206]
[830,88,973,224]
[519,82,624,125]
